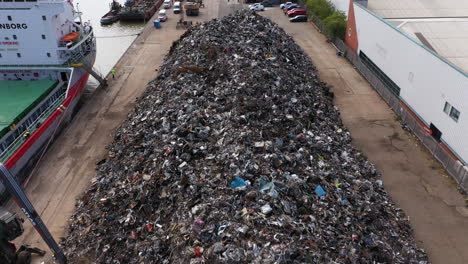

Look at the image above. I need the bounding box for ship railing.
[67,51,86,65]
[0,91,66,163]
[58,30,93,49]
[0,42,94,68]
[0,52,91,68]
[63,37,95,66]
[0,46,94,68]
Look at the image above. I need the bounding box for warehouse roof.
[367,0,468,19]
[367,0,468,75]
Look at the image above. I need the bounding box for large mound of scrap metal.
[63,10,428,264]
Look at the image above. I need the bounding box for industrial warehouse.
[331,0,468,190]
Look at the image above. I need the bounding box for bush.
[306,0,334,20]
[304,0,347,40]
[323,11,347,40]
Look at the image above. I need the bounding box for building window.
[13,35,17,40]
[7,16,12,21]
[443,102,461,122]
[450,107,460,122]
[42,34,46,39]
[47,53,51,57]
[443,102,451,114]
[42,16,46,21]
[17,53,21,58]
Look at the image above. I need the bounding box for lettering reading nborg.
[0,24,28,30]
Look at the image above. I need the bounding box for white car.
[158,10,168,22]
[163,0,171,9]
[250,4,264,11]
[248,3,260,8]
[173,1,181,13]
[280,2,293,9]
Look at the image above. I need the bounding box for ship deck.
[0,79,58,139]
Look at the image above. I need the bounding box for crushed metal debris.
[63,10,428,264]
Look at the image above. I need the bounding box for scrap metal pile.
[63,11,428,264]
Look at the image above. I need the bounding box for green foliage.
[323,11,347,40]
[306,0,334,20]
[304,0,347,40]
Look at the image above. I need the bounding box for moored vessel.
[101,0,122,25]
[119,0,162,21]
[0,0,97,200]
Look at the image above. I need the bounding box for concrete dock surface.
[7,2,467,264]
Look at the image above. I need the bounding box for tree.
[323,11,347,40]
[306,0,335,20]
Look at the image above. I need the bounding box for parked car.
[250,4,265,11]
[283,5,299,14]
[289,15,307,22]
[261,0,274,7]
[248,3,261,8]
[280,2,293,9]
[158,9,168,22]
[163,0,171,9]
[287,8,306,17]
[173,1,181,13]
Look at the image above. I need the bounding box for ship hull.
[1,51,96,198]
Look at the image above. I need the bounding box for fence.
[331,37,468,192]
[310,15,333,39]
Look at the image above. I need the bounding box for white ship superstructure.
[0,0,94,66]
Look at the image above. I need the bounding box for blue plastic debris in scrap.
[230,176,247,188]
[315,185,326,197]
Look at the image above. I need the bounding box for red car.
[287,8,307,17]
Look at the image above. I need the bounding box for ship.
[119,0,162,21]
[0,0,96,199]
[101,0,122,25]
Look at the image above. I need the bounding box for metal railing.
[58,29,93,48]
[0,48,93,68]
[0,93,66,163]
[0,47,93,68]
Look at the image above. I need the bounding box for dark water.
[77,0,145,89]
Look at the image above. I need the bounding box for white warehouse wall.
[353,3,468,163]
[329,0,350,15]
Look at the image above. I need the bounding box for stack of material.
[63,11,428,264]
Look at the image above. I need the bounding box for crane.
[0,163,67,264]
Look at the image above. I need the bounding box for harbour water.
[77,0,145,89]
